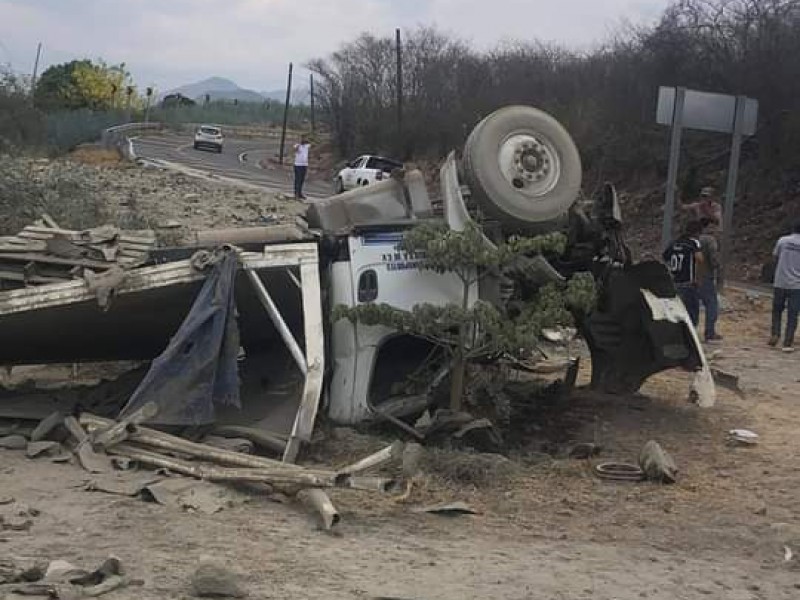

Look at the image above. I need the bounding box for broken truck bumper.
[580,262,715,406]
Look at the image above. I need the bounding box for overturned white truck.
[0,106,713,462]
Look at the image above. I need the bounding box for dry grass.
[421,447,521,487]
[68,144,122,166]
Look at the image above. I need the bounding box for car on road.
[194,125,224,153]
[334,155,403,193]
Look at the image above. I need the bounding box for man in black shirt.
[663,220,705,325]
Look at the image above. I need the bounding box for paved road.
[131,133,333,198]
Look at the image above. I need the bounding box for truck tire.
[462,105,582,231]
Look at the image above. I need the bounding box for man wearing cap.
[681,186,723,230]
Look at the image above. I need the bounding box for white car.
[193,125,224,153]
[334,155,403,193]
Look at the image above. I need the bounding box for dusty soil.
[2,290,800,599]
[1,149,305,242]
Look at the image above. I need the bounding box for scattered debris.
[44,560,84,581]
[63,415,111,474]
[711,367,743,395]
[0,558,46,584]
[85,474,163,497]
[25,440,62,459]
[72,413,398,527]
[569,442,602,459]
[201,435,254,455]
[0,221,155,289]
[638,440,678,484]
[728,429,759,446]
[0,434,27,450]
[157,219,182,229]
[298,489,340,531]
[594,462,645,482]
[412,501,479,516]
[142,478,240,515]
[1,515,33,531]
[190,557,247,598]
[29,411,63,442]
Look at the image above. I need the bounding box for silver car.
[193,125,224,153]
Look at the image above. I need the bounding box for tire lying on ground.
[462,105,582,233]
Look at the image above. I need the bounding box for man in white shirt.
[293,135,310,200]
[770,220,800,352]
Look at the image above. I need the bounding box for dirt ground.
[2,289,799,599]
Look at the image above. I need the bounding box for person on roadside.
[681,186,723,232]
[663,220,705,326]
[769,220,800,352]
[293,135,310,200]
[698,217,723,343]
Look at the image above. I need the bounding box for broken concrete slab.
[0,434,28,450]
[25,440,62,459]
[142,478,241,515]
[639,440,678,484]
[30,411,64,442]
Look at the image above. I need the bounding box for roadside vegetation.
[309,0,800,274]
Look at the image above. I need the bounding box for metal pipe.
[244,269,307,375]
[285,268,301,290]
[718,95,747,291]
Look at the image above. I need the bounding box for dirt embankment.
[1,148,306,245]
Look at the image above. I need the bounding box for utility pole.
[144,87,154,123]
[278,62,293,166]
[395,28,403,142]
[31,42,42,95]
[309,74,316,134]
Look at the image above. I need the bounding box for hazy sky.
[0,0,670,92]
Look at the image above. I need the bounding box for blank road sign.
[657,87,758,136]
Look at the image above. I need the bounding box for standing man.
[681,186,723,231]
[698,218,723,342]
[770,220,800,352]
[293,135,310,200]
[663,220,705,326]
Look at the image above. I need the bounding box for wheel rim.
[496,132,561,199]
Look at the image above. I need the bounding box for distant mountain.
[261,87,311,105]
[163,77,265,103]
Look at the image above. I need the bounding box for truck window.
[357,269,378,303]
[365,157,402,172]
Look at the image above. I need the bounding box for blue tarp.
[120,250,241,425]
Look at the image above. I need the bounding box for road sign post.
[661,87,686,250]
[719,96,747,290]
[656,86,758,286]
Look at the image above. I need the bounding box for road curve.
[131,133,333,199]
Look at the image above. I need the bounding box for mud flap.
[580,261,715,406]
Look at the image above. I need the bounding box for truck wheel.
[462,105,582,231]
[335,178,345,194]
